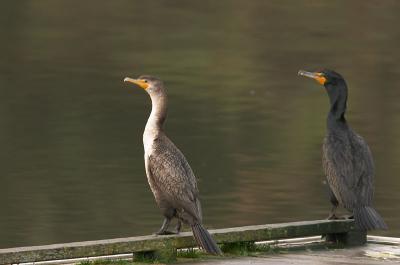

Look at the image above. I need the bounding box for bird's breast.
[143,129,158,156]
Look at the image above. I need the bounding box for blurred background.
[1,0,399,248]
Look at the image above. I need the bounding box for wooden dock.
[187,238,400,265]
[0,219,366,264]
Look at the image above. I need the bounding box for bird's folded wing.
[323,133,374,208]
[148,139,200,219]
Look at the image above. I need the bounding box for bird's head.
[298,69,347,96]
[124,75,165,97]
[298,69,345,86]
[298,68,349,122]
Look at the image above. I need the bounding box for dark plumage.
[124,75,221,254]
[298,69,387,230]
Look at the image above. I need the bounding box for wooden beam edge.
[0,219,355,264]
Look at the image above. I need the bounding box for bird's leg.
[155,218,174,235]
[323,205,340,242]
[327,205,339,220]
[174,220,182,234]
[327,183,339,220]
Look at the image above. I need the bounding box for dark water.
[1,1,400,248]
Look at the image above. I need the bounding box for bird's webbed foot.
[327,213,339,220]
[327,205,339,220]
[343,214,354,220]
[155,230,177,235]
[327,214,353,220]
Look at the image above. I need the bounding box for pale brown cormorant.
[124,75,221,254]
[298,69,387,230]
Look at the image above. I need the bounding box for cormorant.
[124,75,221,254]
[298,69,387,230]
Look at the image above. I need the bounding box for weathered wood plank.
[0,219,355,264]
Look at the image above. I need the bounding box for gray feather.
[147,133,202,223]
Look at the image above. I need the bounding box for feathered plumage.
[125,75,221,254]
[299,69,387,230]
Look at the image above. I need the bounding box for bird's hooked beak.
[123,77,149,90]
[298,70,327,85]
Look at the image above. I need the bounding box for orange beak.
[123,77,149,90]
[298,70,327,85]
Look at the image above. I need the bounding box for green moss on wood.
[0,219,357,264]
[220,241,256,255]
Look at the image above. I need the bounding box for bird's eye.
[144,80,148,83]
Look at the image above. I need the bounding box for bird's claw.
[327,214,339,220]
[327,214,353,220]
[343,214,354,220]
[155,230,178,235]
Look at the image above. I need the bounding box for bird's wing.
[323,138,357,209]
[148,135,201,220]
[323,131,374,208]
[352,133,374,205]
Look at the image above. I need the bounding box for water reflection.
[1,1,399,248]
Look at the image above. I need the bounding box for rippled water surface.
[1,1,400,248]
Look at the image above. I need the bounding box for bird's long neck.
[327,81,348,131]
[145,94,168,136]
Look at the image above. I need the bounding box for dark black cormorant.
[124,75,221,254]
[298,69,387,230]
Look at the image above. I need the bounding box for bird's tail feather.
[191,223,221,255]
[354,206,388,230]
